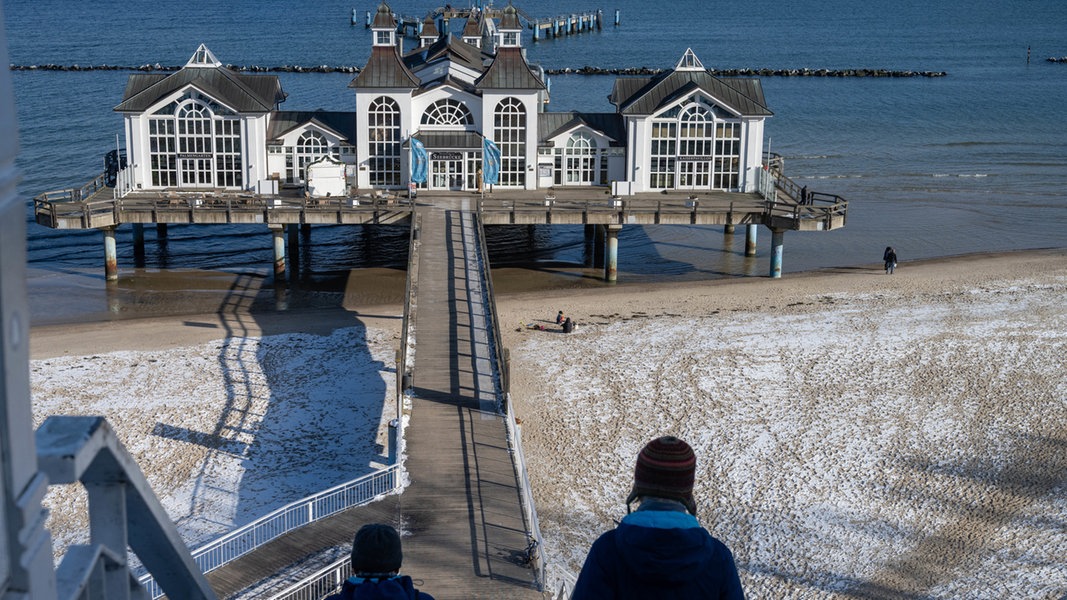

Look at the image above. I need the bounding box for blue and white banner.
[410,137,428,184]
[482,137,501,186]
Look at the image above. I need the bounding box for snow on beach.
[505,274,1067,598]
[31,324,399,557]
[28,251,1067,598]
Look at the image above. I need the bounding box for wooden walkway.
[203,197,540,599]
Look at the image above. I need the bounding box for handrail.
[503,394,546,590]
[398,210,421,407]
[137,464,401,599]
[473,211,509,397]
[268,556,352,600]
[36,416,217,599]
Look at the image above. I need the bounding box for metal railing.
[137,465,401,599]
[503,395,545,589]
[269,557,352,600]
[473,212,509,397]
[397,211,422,405]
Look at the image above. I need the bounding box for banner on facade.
[410,137,428,184]
[482,137,501,186]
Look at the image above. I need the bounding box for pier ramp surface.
[204,196,540,599]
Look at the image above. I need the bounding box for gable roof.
[538,112,625,145]
[267,111,357,145]
[349,45,421,89]
[475,47,545,90]
[609,70,771,117]
[114,65,284,113]
[405,34,489,74]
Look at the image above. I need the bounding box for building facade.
[114,2,771,197]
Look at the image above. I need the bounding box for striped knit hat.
[625,436,697,515]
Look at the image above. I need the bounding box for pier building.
[35,1,846,282]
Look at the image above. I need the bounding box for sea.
[3,0,1066,324]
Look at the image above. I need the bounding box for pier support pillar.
[724,218,735,235]
[604,225,621,284]
[131,223,145,261]
[745,224,758,256]
[270,225,286,278]
[155,222,167,239]
[769,228,785,279]
[287,224,300,276]
[103,226,118,282]
[593,224,605,269]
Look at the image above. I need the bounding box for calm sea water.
[4,0,1067,321]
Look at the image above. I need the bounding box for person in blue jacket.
[572,436,744,599]
[324,523,435,600]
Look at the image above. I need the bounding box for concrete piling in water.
[615,8,620,26]
[103,226,117,281]
[769,228,784,278]
[605,225,621,283]
[745,224,758,256]
[271,225,286,278]
[287,224,300,276]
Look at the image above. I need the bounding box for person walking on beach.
[884,246,898,274]
[324,524,435,600]
[572,436,745,599]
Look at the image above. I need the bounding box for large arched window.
[647,99,740,190]
[368,96,401,186]
[565,132,596,184]
[296,130,328,182]
[493,97,526,186]
[147,96,243,189]
[421,99,473,126]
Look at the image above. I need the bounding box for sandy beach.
[29,249,1067,598]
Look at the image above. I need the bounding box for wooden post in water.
[287,224,300,277]
[769,228,785,278]
[103,226,118,281]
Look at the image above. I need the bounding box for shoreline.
[30,247,1066,357]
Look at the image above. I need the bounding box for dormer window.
[501,31,518,47]
[375,30,395,46]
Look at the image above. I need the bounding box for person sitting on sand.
[556,310,565,324]
[572,436,744,599]
[324,523,435,600]
[562,317,574,333]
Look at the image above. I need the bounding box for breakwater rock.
[544,66,948,77]
[1048,57,1067,63]
[10,63,948,77]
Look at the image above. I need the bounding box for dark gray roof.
[404,130,482,150]
[405,35,488,74]
[349,46,421,89]
[538,112,625,146]
[475,48,545,90]
[267,111,357,145]
[609,70,771,117]
[413,75,479,97]
[462,14,482,37]
[421,15,440,38]
[115,67,284,113]
[372,2,396,29]
[498,4,521,30]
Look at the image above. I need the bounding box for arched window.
[493,97,526,186]
[421,99,473,126]
[368,96,401,186]
[147,94,243,189]
[296,130,328,182]
[565,132,596,184]
[648,99,740,190]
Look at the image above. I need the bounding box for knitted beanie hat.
[625,436,697,515]
[351,524,403,575]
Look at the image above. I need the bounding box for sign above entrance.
[431,152,463,161]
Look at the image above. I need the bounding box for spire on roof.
[186,44,221,68]
[675,48,705,72]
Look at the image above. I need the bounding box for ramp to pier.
[398,197,540,597]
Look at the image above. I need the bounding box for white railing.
[268,556,351,600]
[503,394,545,587]
[138,465,401,599]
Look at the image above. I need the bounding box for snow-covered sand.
[29,249,1067,598]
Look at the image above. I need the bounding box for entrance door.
[180,156,214,187]
[678,160,709,189]
[431,159,465,190]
